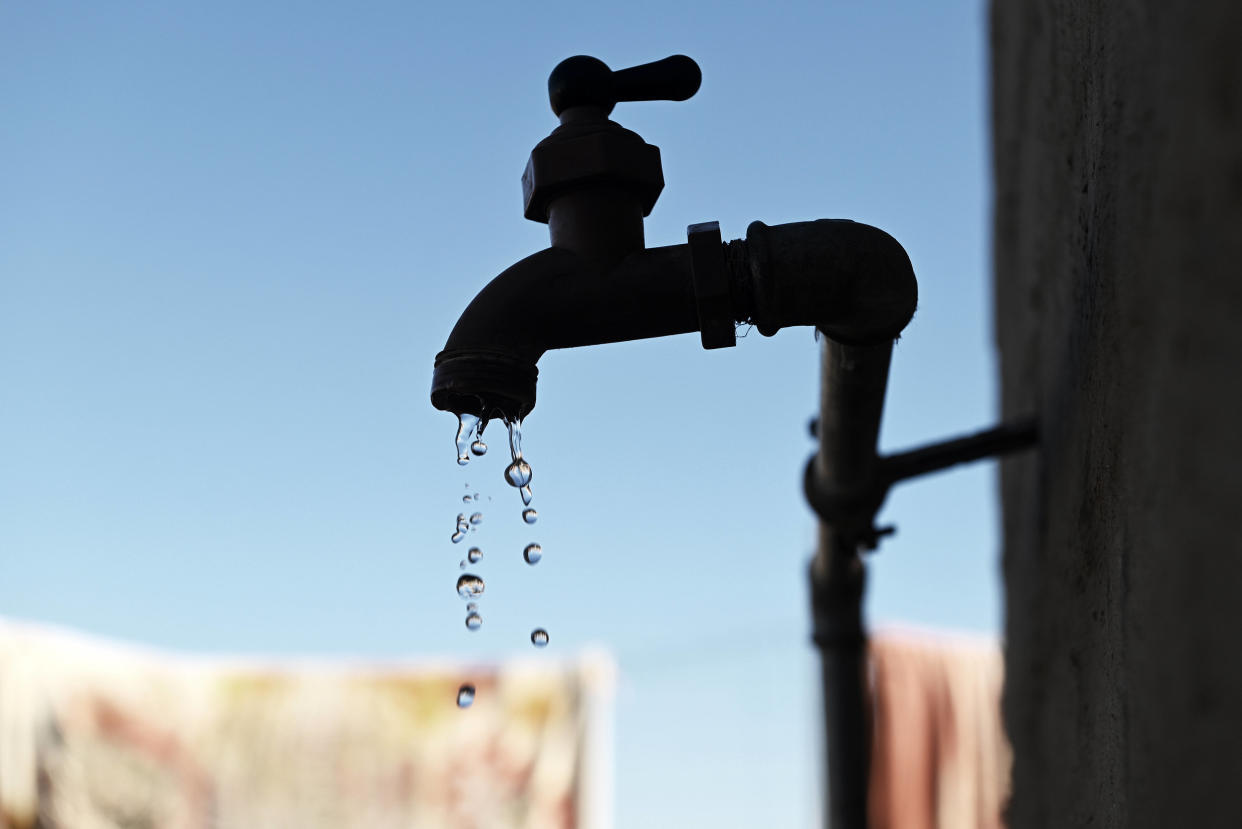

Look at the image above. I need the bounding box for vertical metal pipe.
[811,338,893,829]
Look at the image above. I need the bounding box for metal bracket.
[805,416,1040,551]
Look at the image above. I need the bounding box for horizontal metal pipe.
[879,417,1040,484]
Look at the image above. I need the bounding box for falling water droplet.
[467,547,482,564]
[459,559,467,568]
[465,612,483,631]
[456,574,485,600]
[457,684,475,708]
[451,531,465,544]
[462,494,473,504]
[469,512,483,525]
[455,414,479,466]
[523,543,542,565]
[520,485,533,506]
[466,602,478,612]
[523,508,538,524]
[471,439,487,456]
[530,628,549,648]
[504,460,533,488]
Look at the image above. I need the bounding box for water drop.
[451,531,465,544]
[462,494,472,504]
[466,602,478,612]
[455,414,479,466]
[456,574,485,600]
[520,485,533,506]
[469,512,483,525]
[504,460,533,488]
[530,628,549,648]
[471,439,487,456]
[465,612,482,631]
[457,684,475,708]
[523,543,542,565]
[522,508,538,524]
[459,559,467,568]
[467,546,482,564]
[507,419,523,459]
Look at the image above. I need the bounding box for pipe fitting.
[687,221,735,349]
[731,219,918,345]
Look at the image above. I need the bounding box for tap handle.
[548,55,701,117]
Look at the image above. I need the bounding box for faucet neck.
[547,187,645,270]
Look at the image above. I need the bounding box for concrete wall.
[991,3,1242,826]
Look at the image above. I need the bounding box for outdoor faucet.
[430,54,917,424]
[430,55,1034,829]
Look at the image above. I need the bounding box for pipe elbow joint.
[739,219,918,345]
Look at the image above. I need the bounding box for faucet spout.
[430,243,698,421]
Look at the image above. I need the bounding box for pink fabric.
[868,630,1011,829]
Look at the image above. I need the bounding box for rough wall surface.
[991,2,1242,827]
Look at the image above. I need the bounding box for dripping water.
[455,414,480,466]
[456,573,485,600]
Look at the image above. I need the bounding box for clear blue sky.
[1,2,994,825]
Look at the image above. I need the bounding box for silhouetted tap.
[430,55,918,425]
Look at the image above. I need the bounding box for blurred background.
[1,1,995,825]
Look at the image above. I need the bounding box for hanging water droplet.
[530,628,549,648]
[465,612,483,631]
[523,543,542,565]
[467,546,482,564]
[469,512,483,525]
[471,439,487,456]
[520,484,533,506]
[504,460,533,488]
[455,414,479,466]
[456,574,485,600]
[507,419,523,458]
[523,508,538,524]
[457,684,475,708]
